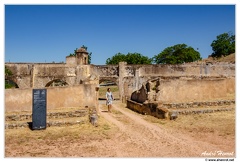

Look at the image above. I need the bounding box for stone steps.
[5,109,88,129]
[162,100,235,109]
[5,118,87,129]
[6,110,88,121]
[169,106,234,115]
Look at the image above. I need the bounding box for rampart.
[5,58,235,113]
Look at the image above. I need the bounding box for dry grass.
[5,114,118,146]
[113,99,235,139]
[202,53,235,63]
[143,110,235,138]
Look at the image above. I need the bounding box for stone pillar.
[32,66,35,88]
[118,62,127,103]
[205,63,210,75]
[135,69,139,91]
[32,66,37,88]
[95,86,100,115]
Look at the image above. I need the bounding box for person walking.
[106,88,114,112]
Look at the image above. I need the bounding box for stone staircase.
[162,100,235,115]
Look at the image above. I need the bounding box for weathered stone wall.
[5,88,32,112]
[119,62,235,101]
[131,85,148,103]
[157,76,235,103]
[5,84,97,112]
[33,64,68,88]
[5,63,99,88]
[5,61,235,104]
[5,63,34,89]
[6,62,235,88]
[76,65,99,85]
[94,65,119,83]
[137,63,235,77]
[66,56,76,65]
[130,76,235,104]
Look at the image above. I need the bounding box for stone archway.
[45,79,69,87]
[98,77,119,100]
[5,79,19,88]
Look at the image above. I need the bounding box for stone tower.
[76,47,89,65]
[66,46,89,65]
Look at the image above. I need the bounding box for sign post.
[32,89,47,130]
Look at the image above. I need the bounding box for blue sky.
[5,5,235,65]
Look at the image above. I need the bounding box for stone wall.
[6,62,235,88]
[116,62,235,101]
[33,64,68,88]
[157,76,235,103]
[137,63,235,77]
[5,63,99,88]
[5,61,235,104]
[94,65,119,84]
[5,63,33,89]
[66,56,76,65]
[130,76,235,103]
[131,85,148,103]
[5,84,97,112]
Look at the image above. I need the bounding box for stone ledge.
[5,110,88,122]
[127,99,235,120]
[162,100,235,109]
[170,107,234,115]
[5,120,86,129]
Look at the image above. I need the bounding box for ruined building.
[5,47,235,117]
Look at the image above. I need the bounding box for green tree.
[5,66,14,89]
[106,53,126,65]
[69,48,78,56]
[5,66,12,77]
[153,44,201,64]
[210,32,235,57]
[126,53,152,64]
[106,52,152,65]
[88,52,92,64]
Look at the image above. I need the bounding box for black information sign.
[32,89,47,130]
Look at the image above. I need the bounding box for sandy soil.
[5,101,235,158]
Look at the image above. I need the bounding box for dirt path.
[5,101,235,157]
[98,101,234,157]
